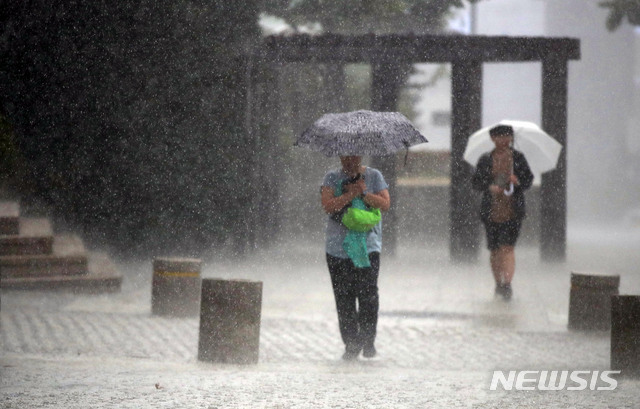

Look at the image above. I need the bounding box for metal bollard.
[151,258,202,317]
[568,272,620,331]
[611,295,640,376]
[198,278,262,365]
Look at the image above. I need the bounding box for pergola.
[251,34,580,261]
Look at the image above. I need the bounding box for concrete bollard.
[611,295,640,376]
[0,201,20,236]
[198,278,262,365]
[151,258,202,317]
[568,272,620,331]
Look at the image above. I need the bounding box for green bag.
[341,207,381,232]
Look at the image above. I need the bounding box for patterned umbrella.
[296,110,428,156]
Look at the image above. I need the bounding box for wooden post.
[370,61,402,256]
[450,60,482,262]
[198,278,263,365]
[151,258,202,317]
[541,56,568,261]
[322,63,347,112]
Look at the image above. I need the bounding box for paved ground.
[1,224,640,408]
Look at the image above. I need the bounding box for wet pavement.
[2,224,640,408]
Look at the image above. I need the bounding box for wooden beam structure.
[541,56,569,261]
[259,34,580,64]
[253,33,580,261]
[370,60,404,256]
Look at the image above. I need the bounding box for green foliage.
[262,0,480,34]
[1,0,260,256]
[600,0,640,30]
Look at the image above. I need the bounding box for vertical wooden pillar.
[450,60,482,262]
[541,56,568,261]
[248,60,282,249]
[322,63,348,112]
[370,61,402,256]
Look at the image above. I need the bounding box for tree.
[600,0,640,30]
[1,1,260,256]
[262,0,480,34]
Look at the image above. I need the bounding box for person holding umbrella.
[471,124,534,300]
[297,110,427,360]
[320,155,390,361]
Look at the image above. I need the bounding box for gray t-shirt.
[322,167,389,258]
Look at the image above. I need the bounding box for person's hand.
[489,184,502,194]
[509,174,519,185]
[344,178,366,197]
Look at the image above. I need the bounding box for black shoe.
[342,349,360,361]
[362,345,377,359]
[502,283,512,300]
[495,283,513,300]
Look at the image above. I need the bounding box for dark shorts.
[484,219,522,250]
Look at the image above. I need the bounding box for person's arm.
[320,179,365,214]
[363,189,390,212]
[471,155,492,192]
[511,152,534,192]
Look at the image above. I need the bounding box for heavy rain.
[1,0,640,408]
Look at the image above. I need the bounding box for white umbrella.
[463,120,563,175]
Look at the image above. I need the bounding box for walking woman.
[320,155,390,360]
[472,125,533,300]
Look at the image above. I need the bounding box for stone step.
[1,252,122,293]
[1,235,89,278]
[0,218,54,256]
[0,201,20,235]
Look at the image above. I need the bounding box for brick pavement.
[1,230,640,408]
[2,235,639,371]
[0,307,612,371]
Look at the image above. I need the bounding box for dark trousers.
[326,252,380,352]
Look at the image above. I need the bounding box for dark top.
[471,149,534,223]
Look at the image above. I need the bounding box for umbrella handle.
[403,141,410,167]
[503,183,514,196]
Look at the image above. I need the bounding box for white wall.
[543,0,637,221]
[475,0,544,127]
